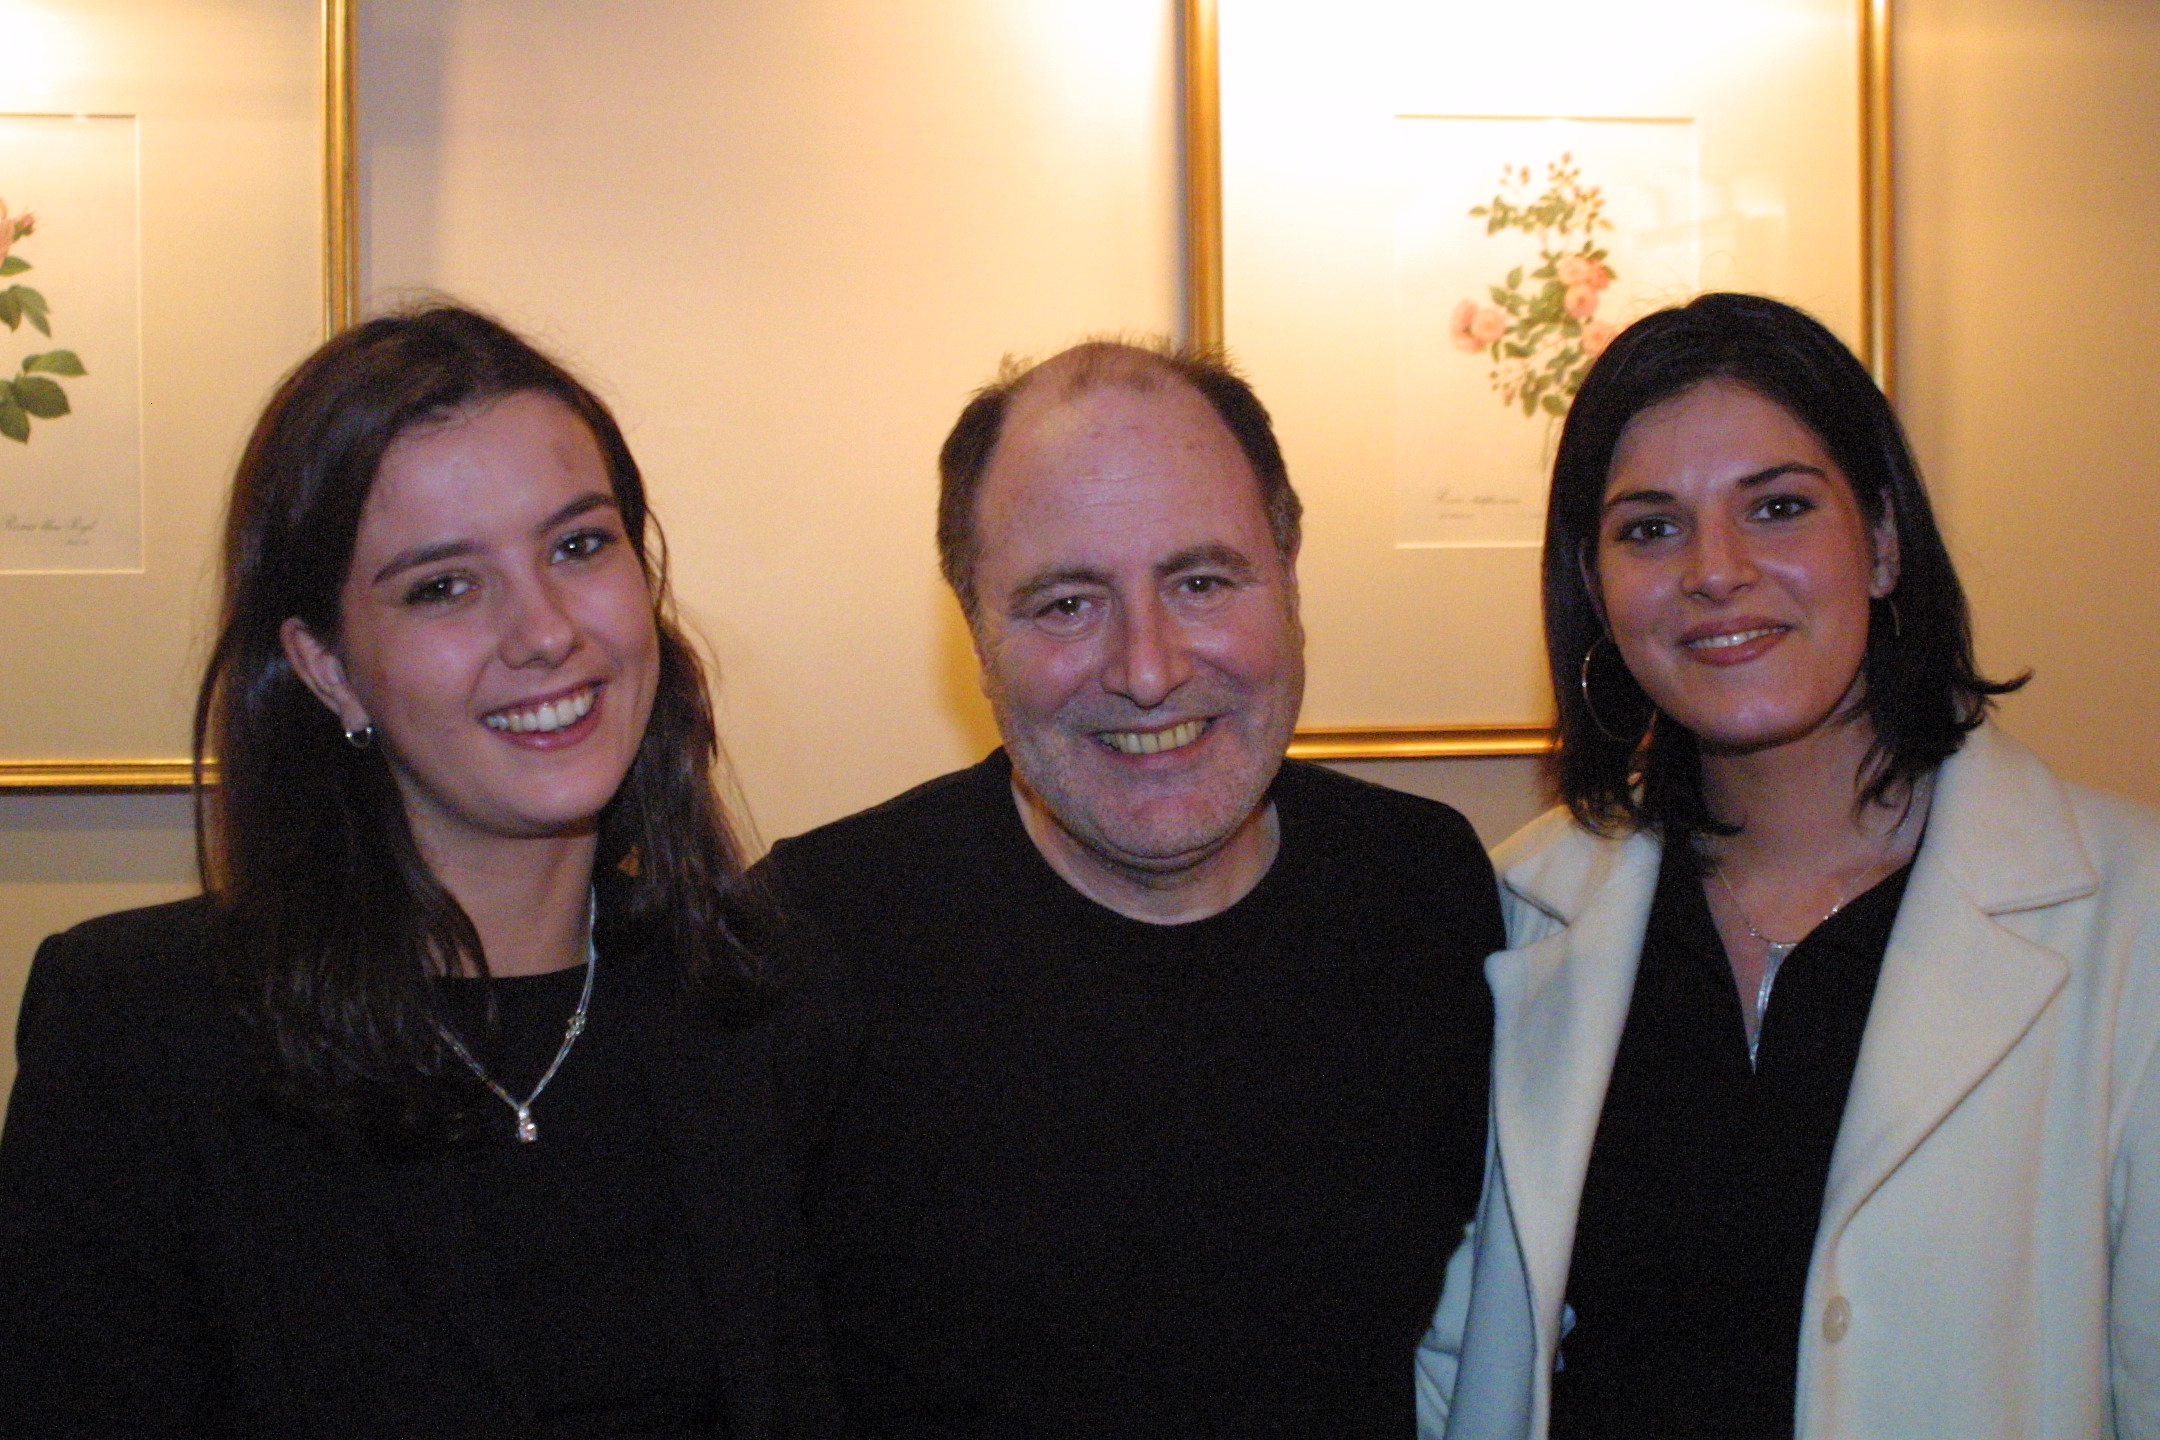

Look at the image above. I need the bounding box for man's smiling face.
[968,369,1304,893]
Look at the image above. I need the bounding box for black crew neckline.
[974,747,1296,939]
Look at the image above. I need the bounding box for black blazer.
[0,897,850,1440]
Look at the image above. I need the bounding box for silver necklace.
[436,900,596,1144]
[1712,862,1850,1035]
[1705,789,1924,1052]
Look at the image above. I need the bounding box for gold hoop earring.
[1873,593,1902,642]
[1578,636,1647,746]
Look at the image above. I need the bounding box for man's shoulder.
[1275,759,1485,858]
[768,754,1005,867]
[757,753,1024,930]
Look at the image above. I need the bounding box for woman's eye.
[403,572,474,606]
[1755,494,1816,522]
[1613,515,1677,544]
[554,528,615,562]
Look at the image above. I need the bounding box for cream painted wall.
[1894,0,2160,806]
[4,0,2157,1113]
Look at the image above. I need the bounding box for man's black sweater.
[762,751,1501,1438]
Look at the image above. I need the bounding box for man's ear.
[1869,496,1901,598]
[960,605,998,699]
[279,617,369,733]
[1277,539,1302,612]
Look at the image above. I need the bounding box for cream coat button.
[1823,1296,1851,1342]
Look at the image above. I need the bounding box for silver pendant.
[515,1108,538,1143]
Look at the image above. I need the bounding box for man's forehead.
[974,402,1280,607]
[993,371,1242,488]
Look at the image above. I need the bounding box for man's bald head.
[936,339,1301,620]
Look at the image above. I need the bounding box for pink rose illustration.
[1449,300,1509,352]
[1456,155,1616,422]
[1557,254,1612,291]
[0,201,36,268]
[1449,300,1481,352]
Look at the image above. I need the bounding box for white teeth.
[1689,627,1780,650]
[483,685,597,734]
[1099,719,1207,756]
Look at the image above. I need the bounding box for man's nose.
[1103,594,1193,709]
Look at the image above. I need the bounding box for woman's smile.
[483,679,603,737]
[1678,619,1790,664]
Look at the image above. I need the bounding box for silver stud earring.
[343,723,376,750]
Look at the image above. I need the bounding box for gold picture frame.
[1187,0,1893,763]
[0,0,356,792]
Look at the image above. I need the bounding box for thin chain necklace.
[1712,863,1849,1040]
[1707,794,1921,1063]
[436,896,596,1144]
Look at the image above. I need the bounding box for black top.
[0,897,849,1440]
[1551,842,1912,1440]
[436,965,722,1439]
[761,750,1502,1439]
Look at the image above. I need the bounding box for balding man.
[762,341,1502,1437]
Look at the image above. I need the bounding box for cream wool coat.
[1419,723,2160,1440]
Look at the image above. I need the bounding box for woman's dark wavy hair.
[1546,291,2023,836]
[196,303,773,1148]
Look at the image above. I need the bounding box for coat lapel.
[1486,823,1663,1354]
[1818,724,2089,1242]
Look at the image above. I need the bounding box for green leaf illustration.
[13,375,68,418]
[0,256,28,276]
[1543,394,1566,417]
[0,292,19,331]
[1506,266,1523,289]
[15,287,49,337]
[0,396,28,442]
[23,350,83,376]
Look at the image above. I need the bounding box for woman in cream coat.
[1420,294,2160,1440]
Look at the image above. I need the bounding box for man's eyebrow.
[1601,462,1826,513]
[370,493,620,586]
[1157,543,1256,581]
[1009,565,1115,608]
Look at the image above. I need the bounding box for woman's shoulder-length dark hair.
[198,302,772,1147]
[1544,291,2022,836]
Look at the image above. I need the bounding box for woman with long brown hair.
[0,306,843,1438]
